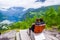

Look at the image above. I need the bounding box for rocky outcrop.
[0,29,60,40]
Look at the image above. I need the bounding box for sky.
[0,0,60,11]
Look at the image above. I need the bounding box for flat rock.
[20,30,31,40]
[19,29,59,40]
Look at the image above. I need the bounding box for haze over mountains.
[0,0,60,22]
[0,5,59,22]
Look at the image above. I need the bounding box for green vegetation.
[9,6,60,30]
[0,6,60,33]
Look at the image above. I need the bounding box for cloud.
[0,0,60,11]
[43,0,60,7]
[0,20,13,24]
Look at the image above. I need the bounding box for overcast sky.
[0,0,60,11]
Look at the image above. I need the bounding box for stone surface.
[20,30,31,40]
[0,29,60,40]
[19,29,59,40]
[0,30,16,40]
[16,32,20,40]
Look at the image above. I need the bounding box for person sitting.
[34,18,45,33]
[28,18,45,35]
[29,18,40,32]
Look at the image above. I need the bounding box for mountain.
[22,5,60,19]
[36,0,45,2]
[0,5,60,22]
[0,7,27,22]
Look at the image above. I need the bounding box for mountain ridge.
[0,5,60,22]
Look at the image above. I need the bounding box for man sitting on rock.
[29,18,45,35]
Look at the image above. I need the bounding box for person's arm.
[39,22,46,26]
[39,24,45,26]
[29,23,35,30]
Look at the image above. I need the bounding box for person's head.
[40,18,43,22]
[36,18,40,22]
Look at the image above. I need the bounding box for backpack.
[34,25,45,33]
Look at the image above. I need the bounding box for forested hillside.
[7,6,60,30]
